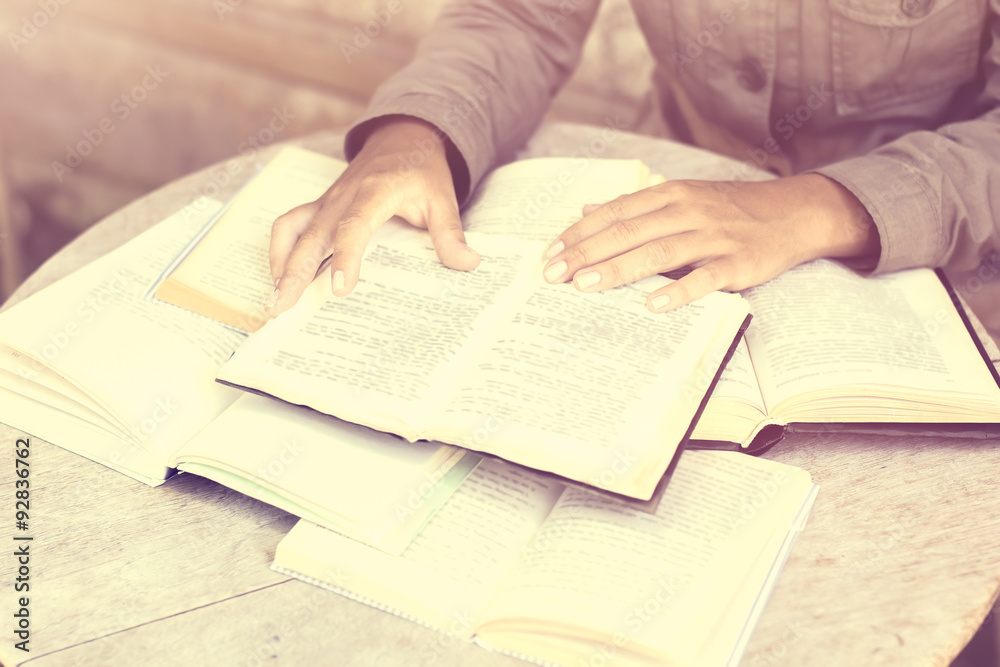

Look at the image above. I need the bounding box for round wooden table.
[2,124,999,667]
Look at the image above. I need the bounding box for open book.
[274,450,817,667]
[690,260,1000,450]
[164,148,751,501]
[154,145,1000,486]
[0,203,476,553]
[154,147,656,332]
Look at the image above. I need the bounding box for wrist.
[794,173,881,264]
[358,116,448,162]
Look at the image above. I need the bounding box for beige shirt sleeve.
[344,0,602,204]
[345,0,1000,275]
[812,3,1000,274]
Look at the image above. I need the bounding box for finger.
[569,233,702,293]
[543,208,693,284]
[581,202,604,217]
[269,201,321,282]
[425,194,480,271]
[267,205,341,317]
[646,262,731,313]
[545,190,669,260]
[328,188,402,296]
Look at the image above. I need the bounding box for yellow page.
[0,202,244,477]
[158,147,347,331]
[434,272,751,497]
[273,458,563,632]
[462,157,649,242]
[476,450,813,665]
[692,337,769,443]
[744,260,1000,422]
[218,223,539,441]
[174,393,472,555]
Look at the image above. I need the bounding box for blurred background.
[0,1,997,664]
[0,0,654,301]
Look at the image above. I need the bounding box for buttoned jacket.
[347,0,1000,274]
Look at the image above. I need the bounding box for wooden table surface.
[2,125,999,667]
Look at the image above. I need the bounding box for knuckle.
[604,261,624,285]
[430,213,463,234]
[297,227,329,247]
[663,180,697,198]
[272,213,293,231]
[699,264,726,291]
[564,244,592,267]
[671,280,692,305]
[281,263,314,286]
[646,240,673,268]
[609,218,641,246]
[337,207,368,232]
[357,172,392,192]
[603,197,628,222]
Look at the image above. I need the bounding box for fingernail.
[574,270,600,290]
[333,270,345,293]
[462,243,482,263]
[264,287,281,316]
[544,240,564,260]
[543,260,567,283]
[650,294,671,311]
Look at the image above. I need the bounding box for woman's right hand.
[265,116,481,317]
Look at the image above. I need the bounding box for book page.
[158,147,348,330]
[433,276,750,497]
[217,225,539,440]
[0,202,245,470]
[744,261,1000,419]
[691,338,769,443]
[273,458,564,633]
[476,451,813,663]
[173,393,473,554]
[462,157,649,242]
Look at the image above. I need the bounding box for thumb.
[425,194,480,271]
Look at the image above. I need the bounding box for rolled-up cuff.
[344,95,494,207]
[811,155,944,275]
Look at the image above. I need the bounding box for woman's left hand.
[541,173,881,312]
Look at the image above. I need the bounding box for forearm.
[344,0,602,204]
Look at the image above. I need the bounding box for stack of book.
[3,146,999,665]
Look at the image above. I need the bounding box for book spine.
[935,268,1000,389]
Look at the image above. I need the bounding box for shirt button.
[736,57,767,92]
[900,0,935,18]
